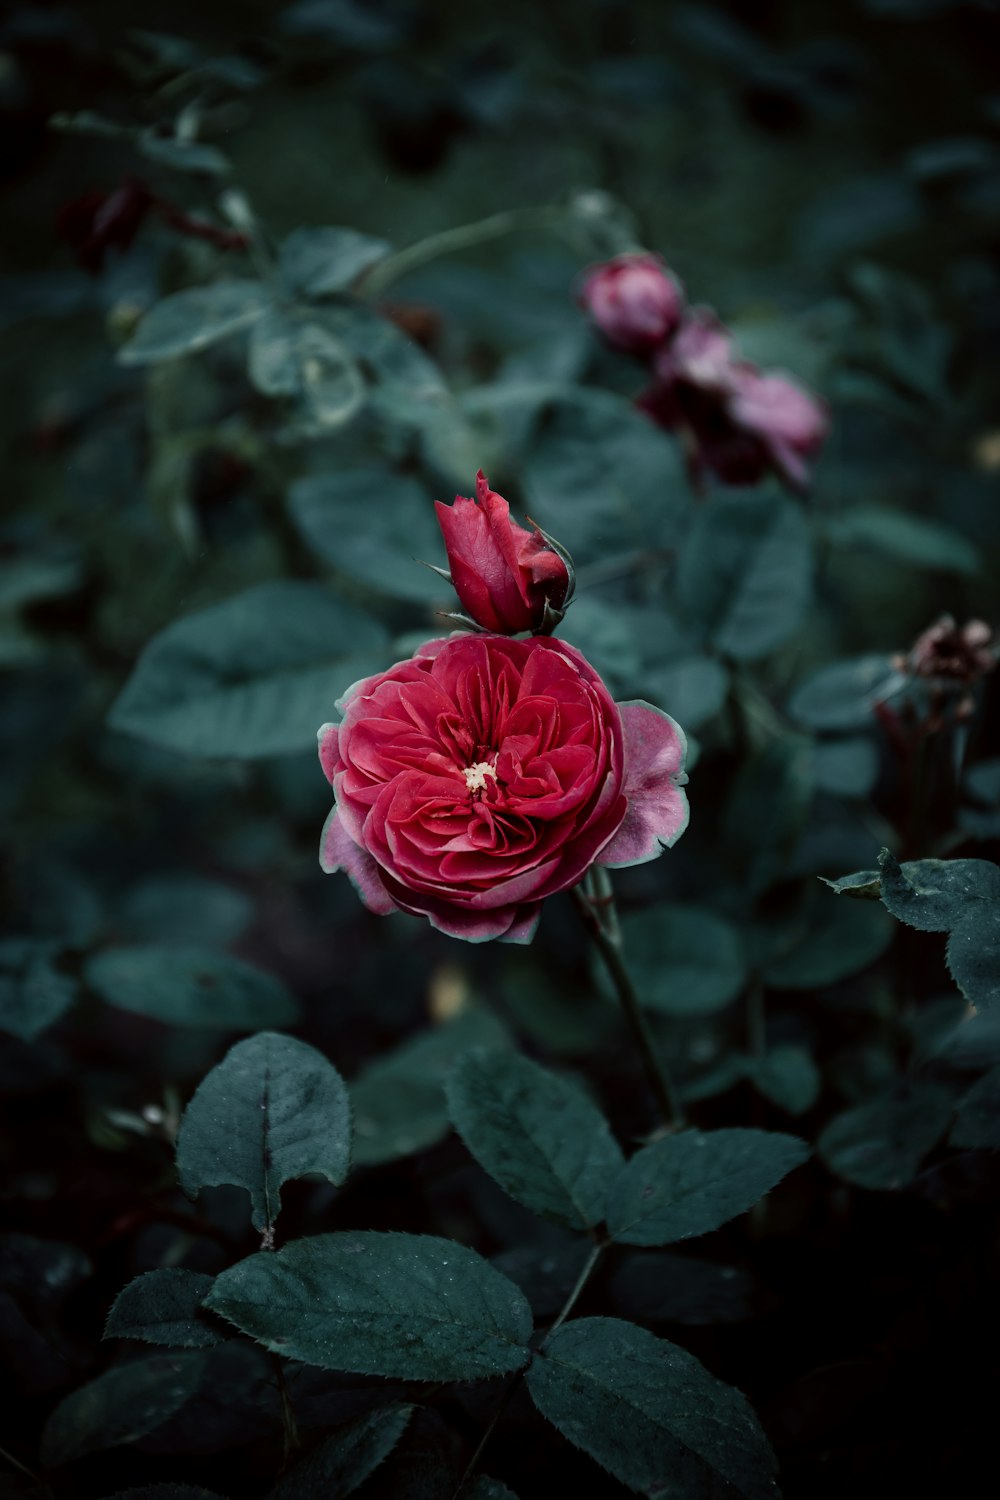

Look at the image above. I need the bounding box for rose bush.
[319,632,688,941]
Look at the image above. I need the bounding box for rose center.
[463,760,497,794]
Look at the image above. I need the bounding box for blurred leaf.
[279,227,392,298]
[445,1050,623,1232]
[522,392,688,567]
[278,0,411,47]
[138,132,230,175]
[0,940,76,1042]
[613,906,747,1017]
[105,1271,222,1349]
[118,282,267,365]
[798,174,920,261]
[351,1010,510,1167]
[950,1066,1000,1150]
[108,581,387,759]
[269,1405,413,1500]
[759,886,894,988]
[461,1480,519,1499]
[642,655,729,732]
[249,310,365,430]
[206,1233,532,1379]
[176,1032,350,1233]
[723,737,814,897]
[525,1317,778,1499]
[606,1128,808,1246]
[817,1085,954,1190]
[101,1487,227,1499]
[85,948,300,1031]
[749,1045,821,1116]
[789,655,904,732]
[41,1353,206,1467]
[677,492,812,662]
[826,506,980,575]
[289,468,445,603]
[117,877,253,946]
[845,261,953,405]
[966,759,1000,806]
[611,1252,764,1326]
[810,735,879,798]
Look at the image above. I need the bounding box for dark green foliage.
[613,905,747,1016]
[105,1270,222,1349]
[0,939,76,1040]
[176,1032,351,1232]
[268,1404,413,1498]
[951,1067,1000,1150]
[606,1129,809,1246]
[525,1317,779,1498]
[205,1233,533,1380]
[817,1085,955,1189]
[41,1353,207,1467]
[85,947,300,1030]
[445,1050,623,1230]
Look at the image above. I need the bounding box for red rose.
[435,471,571,635]
[578,253,684,354]
[319,633,688,942]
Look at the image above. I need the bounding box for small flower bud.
[578,253,684,355]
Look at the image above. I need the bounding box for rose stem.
[451,1240,606,1497]
[571,870,685,1132]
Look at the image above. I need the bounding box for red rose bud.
[578,253,684,355]
[434,471,572,635]
[56,178,155,273]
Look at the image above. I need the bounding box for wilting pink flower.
[578,253,684,354]
[319,633,688,942]
[435,471,571,634]
[638,308,829,492]
[56,179,156,273]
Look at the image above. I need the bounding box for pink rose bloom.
[638,309,829,493]
[578,253,684,355]
[319,634,688,943]
[435,471,571,635]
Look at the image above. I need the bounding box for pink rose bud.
[578,253,684,354]
[434,471,572,635]
[727,369,829,493]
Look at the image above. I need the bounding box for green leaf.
[205,1233,533,1380]
[102,1487,227,1499]
[789,655,904,732]
[352,1010,510,1167]
[268,1404,413,1499]
[966,758,1000,807]
[108,581,387,759]
[723,737,814,896]
[40,1352,206,1467]
[118,877,253,945]
[950,1066,1000,1150]
[640,655,730,733]
[138,132,231,176]
[878,848,1000,931]
[279,226,392,298]
[461,1481,519,1499]
[606,1128,808,1246]
[84,947,300,1031]
[826,505,980,576]
[819,869,882,899]
[947,905,1000,1012]
[249,310,365,429]
[0,939,76,1041]
[522,391,688,566]
[749,1046,821,1116]
[612,906,747,1017]
[760,885,894,988]
[811,735,879,798]
[817,1085,954,1189]
[445,1050,623,1231]
[104,1270,222,1349]
[526,1317,778,1499]
[677,491,812,662]
[118,281,267,365]
[176,1032,350,1234]
[288,469,445,604]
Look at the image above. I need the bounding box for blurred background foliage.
[2,1,1000,1497]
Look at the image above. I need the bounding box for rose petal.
[318,722,341,786]
[597,700,689,868]
[319,807,396,915]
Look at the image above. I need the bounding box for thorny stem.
[451,1241,606,1497]
[571,874,684,1132]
